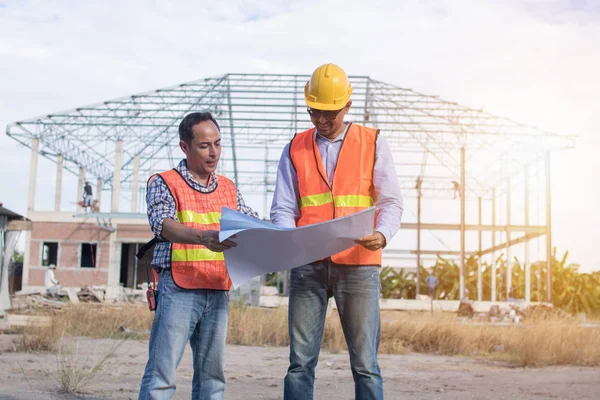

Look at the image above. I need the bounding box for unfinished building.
[6,73,574,301]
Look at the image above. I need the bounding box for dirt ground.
[0,335,599,400]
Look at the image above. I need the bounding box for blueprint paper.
[219,207,376,288]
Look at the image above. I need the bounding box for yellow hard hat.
[304,64,353,111]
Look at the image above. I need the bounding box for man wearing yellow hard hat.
[271,64,404,399]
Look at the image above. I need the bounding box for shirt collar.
[315,122,350,143]
[177,159,217,188]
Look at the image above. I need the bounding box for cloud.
[1,0,599,269]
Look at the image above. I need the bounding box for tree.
[380,267,415,299]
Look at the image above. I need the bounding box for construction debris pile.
[9,286,149,312]
[458,301,566,324]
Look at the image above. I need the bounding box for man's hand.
[201,230,237,253]
[355,231,386,251]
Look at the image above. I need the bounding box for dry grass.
[513,320,600,366]
[56,304,154,338]
[226,306,348,353]
[228,306,288,347]
[9,305,147,393]
[11,303,600,367]
[53,307,134,393]
[380,312,503,356]
[8,304,155,340]
[56,338,124,393]
[229,308,600,367]
[12,322,61,352]
[378,311,600,367]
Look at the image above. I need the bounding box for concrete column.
[477,196,482,301]
[491,189,497,302]
[22,231,32,286]
[105,230,123,300]
[524,166,531,302]
[545,152,553,303]
[27,137,40,213]
[131,155,140,213]
[96,178,102,211]
[416,193,421,298]
[55,154,63,212]
[112,140,123,212]
[459,148,466,300]
[0,217,7,310]
[77,167,84,212]
[506,178,511,300]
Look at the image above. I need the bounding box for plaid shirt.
[147,159,259,270]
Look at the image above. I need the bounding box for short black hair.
[178,112,221,143]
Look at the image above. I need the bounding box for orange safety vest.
[289,123,382,266]
[158,169,238,290]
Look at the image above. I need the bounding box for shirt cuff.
[375,228,390,248]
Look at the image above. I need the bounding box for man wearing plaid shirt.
[139,112,258,400]
[146,160,258,270]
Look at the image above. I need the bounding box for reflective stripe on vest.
[290,123,382,266]
[299,193,374,209]
[176,210,221,225]
[172,248,225,262]
[156,169,238,290]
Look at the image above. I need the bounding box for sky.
[0,0,599,271]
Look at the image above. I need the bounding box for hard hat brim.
[304,98,349,111]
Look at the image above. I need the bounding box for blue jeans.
[284,260,383,400]
[139,269,229,400]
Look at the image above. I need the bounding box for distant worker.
[415,175,423,197]
[425,270,439,298]
[45,264,60,298]
[452,180,460,200]
[83,181,93,209]
[271,63,404,400]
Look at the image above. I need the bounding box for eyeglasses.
[306,107,345,121]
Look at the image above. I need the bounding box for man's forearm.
[161,218,208,245]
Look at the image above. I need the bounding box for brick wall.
[28,221,154,288]
[117,224,153,241]
[29,267,109,287]
[29,222,111,287]
[32,222,112,242]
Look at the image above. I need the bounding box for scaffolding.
[6,73,575,302]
